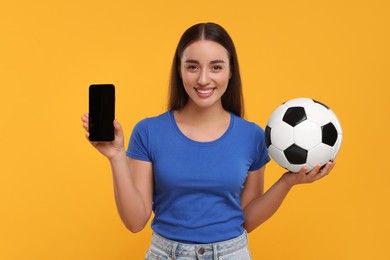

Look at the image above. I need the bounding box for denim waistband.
[150,231,248,259]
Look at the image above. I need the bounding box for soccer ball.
[265,98,342,173]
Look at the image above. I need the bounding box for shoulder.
[131,111,174,142]
[232,114,265,135]
[134,111,171,130]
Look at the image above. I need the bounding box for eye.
[185,64,199,72]
[211,65,223,72]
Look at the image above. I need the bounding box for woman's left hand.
[281,161,335,187]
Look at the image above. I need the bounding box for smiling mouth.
[194,87,216,94]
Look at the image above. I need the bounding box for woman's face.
[180,40,231,110]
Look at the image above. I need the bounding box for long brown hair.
[168,22,244,118]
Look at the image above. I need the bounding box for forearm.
[243,176,293,232]
[243,163,333,232]
[109,152,150,232]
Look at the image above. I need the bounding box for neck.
[176,102,229,124]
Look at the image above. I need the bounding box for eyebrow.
[184,59,226,64]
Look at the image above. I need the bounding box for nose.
[197,68,211,86]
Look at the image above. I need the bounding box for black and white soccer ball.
[265,98,342,173]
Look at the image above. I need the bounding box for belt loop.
[171,243,178,260]
[213,244,218,260]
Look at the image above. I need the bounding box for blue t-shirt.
[126,110,270,243]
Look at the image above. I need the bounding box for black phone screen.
[88,84,115,141]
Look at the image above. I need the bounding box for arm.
[81,114,153,233]
[242,162,335,233]
[109,153,153,233]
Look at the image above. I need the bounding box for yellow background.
[1,0,389,259]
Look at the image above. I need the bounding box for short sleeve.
[249,124,270,172]
[126,119,152,162]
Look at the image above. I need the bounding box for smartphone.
[88,84,115,141]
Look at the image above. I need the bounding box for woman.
[81,22,334,259]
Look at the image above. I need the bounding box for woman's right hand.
[81,113,126,160]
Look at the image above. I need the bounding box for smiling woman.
[81,22,335,259]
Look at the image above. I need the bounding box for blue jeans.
[145,231,251,260]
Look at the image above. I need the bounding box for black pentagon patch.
[265,125,271,148]
[284,144,308,164]
[282,107,307,127]
[322,122,338,146]
[313,99,330,109]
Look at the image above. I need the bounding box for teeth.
[196,88,214,94]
